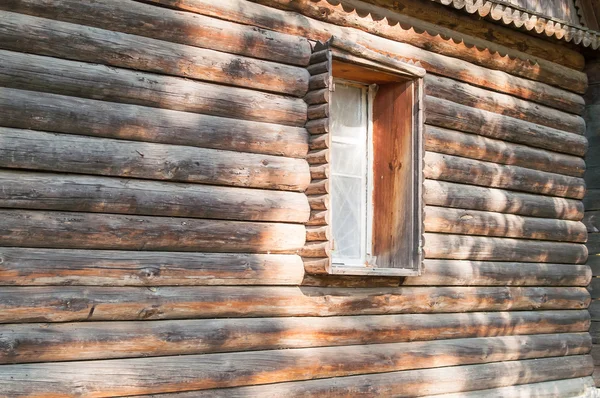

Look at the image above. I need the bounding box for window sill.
[329,264,420,277]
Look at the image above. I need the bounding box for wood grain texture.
[0,210,306,252]
[0,10,309,97]
[424,152,586,200]
[0,87,309,158]
[425,206,587,242]
[0,50,307,126]
[0,312,588,364]
[145,0,586,114]
[0,171,310,222]
[2,355,590,397]
[0,285,589,323]
[424,74,585,135]
[0,248,306,287]
[425,125,585,178]
[0,128,310,191]
[424,180,584,221]
[425,96,588,157]
[424,233,588,264]
[0,0,312,66]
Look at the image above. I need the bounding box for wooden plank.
[584,211,600,232]
[427,377,597,398]
[0,87,309,158]
[404,260,591,287]
[0,311,589,364]
[0,50,307,127]
[588,233,600,255]
[148,0,586,114]
[0,210,306,253]
[425,125,585,177]
[0,0,311,66]
[0,128,310,191]
[425,206,587,242]
[424,233,588,264]
[584,190,600,211]
[425,96,588,157]
[589,300,600,320]
[424,180,584,221]
[589,321,600,343]
[0,354,591,397]
[0,248,306,287]
[588,278,600,299]
[0,11,309,97]
[587,254,600,276]
[0,286,589,323]
[424,152,586,199]
[0,171,310,223]
[247,0,588,93]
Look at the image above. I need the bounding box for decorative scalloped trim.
[432,0,600,49]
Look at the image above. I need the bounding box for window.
[301,37,424,277]
[327,42,424,276]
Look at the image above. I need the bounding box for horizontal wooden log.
[0,11,309,97]
[161,0,587,114]
[0,248,305,286]
[424,180,583,221]
[0,171,310,223]
[306,210,328,226]
[425,206,587,242]
[0,210,305,252]
[0,354,591,397]
[0,311,589,364]
[425,75,586,135]
[305,118,329,135]
[424,233,588,264]
[424,152,586,199]
[308,74,329,91]
[306,226,328,241]
[404,260,592,287]
[588,233,600,255]
[0,248,589,287]
[0,128,310,191]
[425,96,588,157]
[0,50,307,126]
[0,0,311,66]
[308,195,329,210]
[299,241,329,257]
[0,87,309,158]
[305,179,328,195]
[425,125,585,177]
[304,89,329,105]
[309,134,328,150]
[307,103,328,119]
[429,377,597,398]
[302,257,329,274]
[309,164,328,180]
[0,285,590,323]
[306,150,328,164]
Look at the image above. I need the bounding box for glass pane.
[331,141,364,176]
[331,175,363,261]
[330,83,366,140]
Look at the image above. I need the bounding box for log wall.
[0,0,595,396]
[584,59,600,389]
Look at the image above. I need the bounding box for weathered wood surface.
[0,248,306,287]
[2,355,590,398]
[0,171,310,222]
[424,180,584,221]
[424,233,588,264]
[587,278,600,299]
[587,233,600,255]
[0,248,589,287]
[0,88,309,158]
[424,152,586,200]
[0,313,589,364]
[407,260,591,287]
[584,212,600,233]
[0,286,589,323]
[587,300,600,321]
[149,0,587,114]
[427,377,597,398]
[0,11,309,97]
[425,96,588,157]
[0,0,312,66]
[0,128,310,191]
[585,190,600,211]
[0,210,306,252]
[0,50,308,126]
[425,126,585,178]
[425,75,585,135]
[424,206,587,242]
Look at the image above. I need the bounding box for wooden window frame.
[302,37,425,277]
